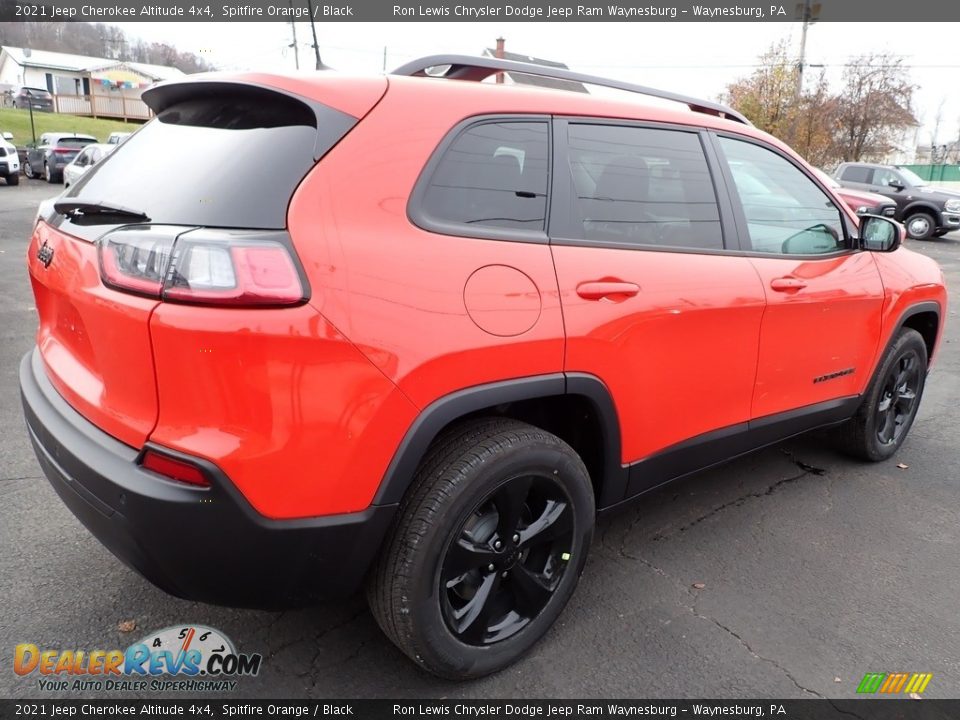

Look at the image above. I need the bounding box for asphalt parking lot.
[1,177,959,700]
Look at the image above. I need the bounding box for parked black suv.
[835,162,960,240]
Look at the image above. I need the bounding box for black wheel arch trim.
[901,202,942,225]
[889,300,942,363]
[371,372,629,510]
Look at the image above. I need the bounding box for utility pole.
[289,9,300,70]
[25,89,37,145]
[795,0,820,97]
[304,0,323,69]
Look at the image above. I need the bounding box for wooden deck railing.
[53,94,152,121]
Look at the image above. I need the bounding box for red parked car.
[21,56,946,679]
[811,167,897,219]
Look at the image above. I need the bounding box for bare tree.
[724,41,840,166]
[833,53,917,162]
[0,21,214,73]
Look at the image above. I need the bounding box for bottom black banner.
[0,700,955,720]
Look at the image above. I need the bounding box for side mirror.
[887,180,905,191]
[860,215,904,252]
[1,132,12,140]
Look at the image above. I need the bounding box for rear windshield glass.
[59,138,96,148]
[62,89,353,230]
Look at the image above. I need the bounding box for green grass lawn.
[0,108,142,146]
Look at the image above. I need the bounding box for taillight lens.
[140,449,210,488]
[99,230,173,296]
[53,147,75,155]
[98,228,305,307]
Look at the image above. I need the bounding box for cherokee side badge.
[37,241,54,268]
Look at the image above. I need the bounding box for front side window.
[564,124,723,250]
[419,121,549,232]
[873,168,904,189]
[719,137,846,256]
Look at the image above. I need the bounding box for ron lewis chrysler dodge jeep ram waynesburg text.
[20,56,946,680]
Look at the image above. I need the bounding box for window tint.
[420,121,549,232]
[58,138,96,149]
[63,90,354,229]
[565,124,722,250]
[719,137,846,256]
[840,165,871,183]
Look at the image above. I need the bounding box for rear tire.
[6,172,19,186]
[905,212,936,240]
[367,417,594,680]
[836,328,927,461]
[44,162,57,184]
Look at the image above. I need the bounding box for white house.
[0,46,185,121]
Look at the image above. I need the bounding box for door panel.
[714,135,885,419]
[550,121,766,470]
[748,253,884,417]
[554,246,766,463]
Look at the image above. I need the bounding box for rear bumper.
[19,349,395,607]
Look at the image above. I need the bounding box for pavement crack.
[825,700,868,720]
[297,606,368,678]
[0,475,41,483]
[653,470,811,541]
[690,602,823,698]
[779,448,826,476]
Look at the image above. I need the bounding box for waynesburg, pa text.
[390,3,778,17]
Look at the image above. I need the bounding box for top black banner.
[2,0,960,22]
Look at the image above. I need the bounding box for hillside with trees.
[0,22,214,73]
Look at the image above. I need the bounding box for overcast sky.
[117,21,958,146]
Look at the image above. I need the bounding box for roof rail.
[390,54,750,126]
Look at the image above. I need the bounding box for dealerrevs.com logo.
[14,625,263,692]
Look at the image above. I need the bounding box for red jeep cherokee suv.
[20,56,946,679]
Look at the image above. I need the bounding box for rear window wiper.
[54,199,150,224]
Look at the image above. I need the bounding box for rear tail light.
[140,449,210,488]
[98,228,306,307]
[53,147,75,155]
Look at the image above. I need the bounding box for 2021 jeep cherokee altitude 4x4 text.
[21,56,946,680]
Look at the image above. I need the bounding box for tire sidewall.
[906,213,935,240]
[859,330,927,460]
[406,441,593,679]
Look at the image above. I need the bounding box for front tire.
[905,212,936,240]
[837,328,927,461]
[368,418,594,680]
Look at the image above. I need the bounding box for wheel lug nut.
[502,571,508,578]
[488,564,495,572]
[512,533,520,543]
[494,540,502,550]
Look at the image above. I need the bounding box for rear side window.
[840,165,871,183]
[63,88,354,230]
[418,121,549,233]
[564,124,723,250]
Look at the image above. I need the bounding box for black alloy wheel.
[875,351,922,448]
[837,327,928,461]
[367,417,594,679]
[440,474,574,646]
